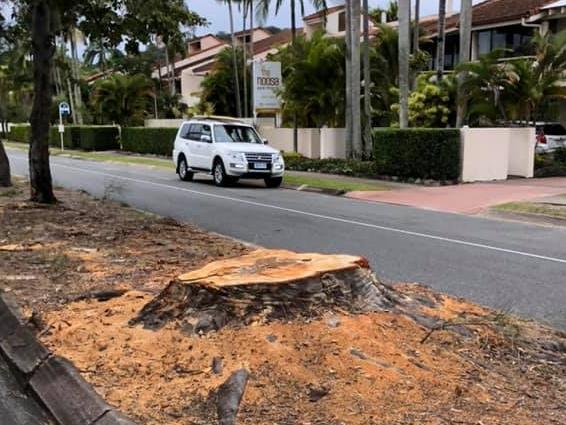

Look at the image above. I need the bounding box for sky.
[189,0,478,36]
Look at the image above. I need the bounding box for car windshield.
[214,125,262,144]
[542,124,566,135]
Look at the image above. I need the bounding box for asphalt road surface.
[8,149,566,329]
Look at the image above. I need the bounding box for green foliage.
[201,48,249,117]
[554,147,566,165]
[283,154,377,178]
[121,127,178,156]
[92,74,154,126]
[8,125,30,143]
[392,73,457,128]
[373,129,461,181]
[370,1,398,23]
[270,32,346,127]
[75,126,120,151]
[48,126,75,148]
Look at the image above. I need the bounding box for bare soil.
[1,181,565,425]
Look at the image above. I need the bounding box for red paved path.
[347,177,566,214]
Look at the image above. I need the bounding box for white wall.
[320,128,346,159]
[258,127,294,153]
[145,119,184,128]
[461,127,535,182]
[181,71,205,107]
[507,127,536,178]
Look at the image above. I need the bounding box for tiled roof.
[422,0,557,34]
[303,5,344,21]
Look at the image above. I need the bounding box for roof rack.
[192,115,245,123]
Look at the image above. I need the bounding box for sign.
[253,61,282,112]
[59,102,71,116]
[58,124,65,134]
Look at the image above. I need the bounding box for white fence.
[257,127,346,159]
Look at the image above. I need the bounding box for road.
[8,149,566,329]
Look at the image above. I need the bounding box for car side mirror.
[201,135,212,143]
[262,138,268,145]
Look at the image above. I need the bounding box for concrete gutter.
[0,293,137,425]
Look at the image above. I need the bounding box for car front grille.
[245,153,272,162]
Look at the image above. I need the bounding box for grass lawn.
[494,201,566,220]
[4,141,387,193]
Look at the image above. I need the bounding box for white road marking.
[11,154,566,265]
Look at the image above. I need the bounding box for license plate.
[254,163,268,169]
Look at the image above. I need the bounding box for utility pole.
[398,0,410,128]
[456,0,472,128]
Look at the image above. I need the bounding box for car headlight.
[227,152,246,163]
[272,153,282,163]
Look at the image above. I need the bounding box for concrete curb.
[0,293,137,425]
[281,183,345,197]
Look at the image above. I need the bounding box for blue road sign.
[59,102,71,116]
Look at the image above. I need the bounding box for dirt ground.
[1,181,565,425]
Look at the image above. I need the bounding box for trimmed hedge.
[373,129,461,181]
[283,154,377,178]
[8,125,31,143]
[10,124,119,151]
[121,127,178,156]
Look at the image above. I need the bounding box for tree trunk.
[291,0,298,152]
[228,0,242,118]
[413,0,420,53]
[170,49,177,96]
[362,0,371,158]
[165,47,173,95]
[29,1,56,204]
[436,0,447,81]
[456,0,472,128]
[345,0,353,158]
[350,0,362,159]
[70,29,84,125]
[67,78,77,124]
[398,0,410,129]
[0,140,11,187]
[243,2,248,118]
[250,0,254,117]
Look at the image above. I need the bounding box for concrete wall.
[507,127,536,178]
[258,127,297,154]
[320,128,346,159]
[145,119,184,128]
[180,71,205,107]
[461,127,535,182]
[461,128,510,182]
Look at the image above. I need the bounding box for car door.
[198,124,214,170]
[187,124,205,168]
[178,123,195,166]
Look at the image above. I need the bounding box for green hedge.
[373,129,461,181]
[121,127,178,156]
[8,125,31,143]
[283,154,377,178]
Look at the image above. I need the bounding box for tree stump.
[131,249,407,332]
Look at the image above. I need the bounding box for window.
[214,125,262,144]
[478,31,491,56]
[338,12,346,32]
[179,124,192,140]
[187,124,203,141]
[476,26,534,58]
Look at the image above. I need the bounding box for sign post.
[252,61,282,125]
[58,102,71,151]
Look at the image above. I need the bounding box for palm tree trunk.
[70,29,84,124]
[250,0,254,118]
[243,2,248,118]
[228,0,242,118]
[165,46,172,94]
[398,0,410,128]
[67,77,77,123]
[170,49,177,96]
[0,141,11,187]
[345,0,353,158]
[291,0,298,152]
[436,0,447,81]
[29,0,56,203]
[456,0,472,128]
[362,0,371,158]
[413,0,420,53]
[350,0,362,158]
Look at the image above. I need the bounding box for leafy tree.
[91,74,154,126]
[271,32,346,127]
[369,1,398,23]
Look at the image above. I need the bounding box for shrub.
[8,125,31,143]
[121,127,178,156]
[554,147,566,165]
[48,126,75,149]
[75,126,120,151]
[283,154,377,178]
[373,128,461,181]
[534,164,566,177]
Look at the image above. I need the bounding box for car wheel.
[178,156,194,182]
[213,159,229,186]
[265,176,283,188]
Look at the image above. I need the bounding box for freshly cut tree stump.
[131,249,406,331]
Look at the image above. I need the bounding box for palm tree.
[223,0,242,117]
[349,0,362,158]
[436,0,447,81]
[92,74,154,126]
[413,0,420,53]
[398,0,410,128]
[456,0,472,127]
[362,0,371,157]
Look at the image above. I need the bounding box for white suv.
[172,118,285,187]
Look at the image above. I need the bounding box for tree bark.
[228,0,242,118]
[242,2,248,118]
[249,0,254,117]
[345,0,353,158]
[350,0,362,159]
[291,0,298,152]
[413,0,420,53]
[436,0,447,81]
[398,0,410,128]
[456,0,472,128]
[29,0,56,204]
[0,140,11,187]
[70,29,84,125]
[362,0,371,158]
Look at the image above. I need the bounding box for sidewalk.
[347,178,566,214]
